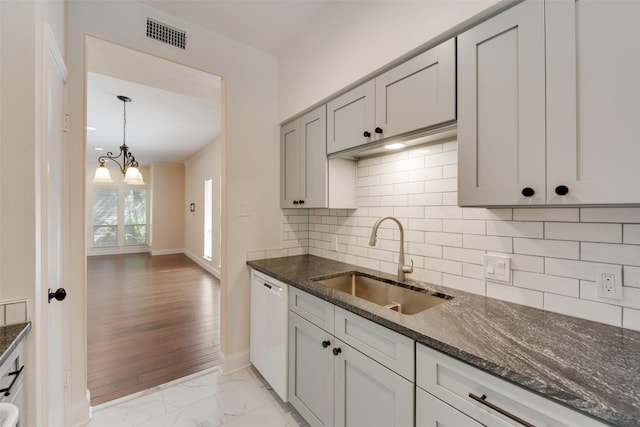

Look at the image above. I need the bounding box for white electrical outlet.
[595,266,623,300]
[332,235,339,252]
[483,254,511,283]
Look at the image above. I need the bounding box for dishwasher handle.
[263,282,284,294]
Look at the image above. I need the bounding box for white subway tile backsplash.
[545,222,622,243]
[425,232,463,247]
[443,219,486,235]
[486,283,544,309]
[514,238,579,259]
[443,247,485,265]
[463,208,513,221]
[544,258,604,281]
[581,243,640,266]
[463,234,512,253]
[513,208,579,222]
[625,266,640,288]
[544,294,622,327]
[442,274,486,296]
[581,207,640,223]
[508,253,544,273]
[276,142,640,331]
[624,224,640,244]
[486,221,543,238]
[424,150,457,167]
[623,307,640,332]
[512,271,579,297]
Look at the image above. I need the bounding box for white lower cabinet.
[288,288,414,427]
[416,344,608,427]
[416,387,481,427]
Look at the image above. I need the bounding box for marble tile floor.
[87,366,309,427]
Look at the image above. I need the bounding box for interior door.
[40,24,69,427]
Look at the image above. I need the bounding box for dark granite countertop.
[248,255,640,427]
[0,322,31,367]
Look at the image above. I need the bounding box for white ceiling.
[86,36,222,168]
[140,0,338,57]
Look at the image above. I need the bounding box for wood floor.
[87,253,221,405]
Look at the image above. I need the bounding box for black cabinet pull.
[293,200,299,205]
[299,200,305,205]
[332,347,342,356]
[469,393,535,427]
[322,340,330,348]
[375,127,383,134]
[363,131,371,138]
[0,365,24,397]
[521,187,535,197]
[555,185,569,196]
[48,288,66,303]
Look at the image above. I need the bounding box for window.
[204,178,213,260]
[124,188,147,245]
[92,187,147,247]
[93,188,118,246]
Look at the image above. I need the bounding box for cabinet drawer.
[417,344,607,427]
[335,307,414,381]
[417,387,482,427]
[289,287,334,334]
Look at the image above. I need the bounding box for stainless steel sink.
[313,272,452,315]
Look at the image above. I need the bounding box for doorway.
[84,37,224,405]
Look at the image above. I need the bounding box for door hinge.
[64,368,70,388]
[63,114,70,133]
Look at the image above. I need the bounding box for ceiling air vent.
[146,17,187,50]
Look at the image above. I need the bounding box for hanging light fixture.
[93,95,145,185]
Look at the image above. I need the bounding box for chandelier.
[93,95,145,185]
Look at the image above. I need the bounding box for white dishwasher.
[250,269,288,401]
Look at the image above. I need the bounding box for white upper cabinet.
[458,1,546,206]
[281,105,356,209]
[327,81,376,155]
[459,0,640,206]
[327,39,456,155]
[375,38,456,141]
[546,0,640,204]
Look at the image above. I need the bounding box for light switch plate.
[483,254,511,284]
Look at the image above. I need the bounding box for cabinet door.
[327,80,375,154]
[458,1,546,206]
[301,106,328,208]
[416,388,482,427]
[546,1,640,204]
[289,312,335,427]
[375,38,456,140]
[334,339,413,427]
[281,119,304,207]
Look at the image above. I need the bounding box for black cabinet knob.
[332,347,342,356]
[375,127,383,134]
[322,340,330,348]
[48,288,67,303]
[293,200,298,205]
[363,131,371,138]
[555,185,569,196]
[521,187,535,197]
[299,200,305,205]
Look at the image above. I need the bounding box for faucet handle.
[402,259,414,274]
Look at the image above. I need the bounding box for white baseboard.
[87,245,150,257]
[71,389,91,427]
[150,248,185,256]
[184,250,221,279]
[219,350,250,375]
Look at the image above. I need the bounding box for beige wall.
[184,141,222,275]
[150,163,185,253]
[66,1,281,422]
[277,0,501,120]
[0,0,65,424]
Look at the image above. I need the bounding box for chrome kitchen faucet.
[369,216,414,282]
